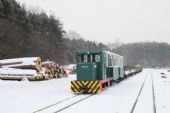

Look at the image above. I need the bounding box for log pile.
[41,61,68,79]
[66,64,76,74]
[124,65,143,76]
[0,57,68,81]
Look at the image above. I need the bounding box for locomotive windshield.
[79,54,100,63]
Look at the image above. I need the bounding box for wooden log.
[0,57,41,71]
[9,65,39,70]
[0,74,35,76]
[0,75,45,81]
[0,62,23,67]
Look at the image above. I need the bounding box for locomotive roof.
[76,50,123,58]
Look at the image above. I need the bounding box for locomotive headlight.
[94,65,97,68]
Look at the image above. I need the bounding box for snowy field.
[0,69,170,113]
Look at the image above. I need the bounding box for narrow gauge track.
[130,71,156,113]
[33,95,79,113]
[151,72,157,113]
[54,94,92,113]
[33,94,93,113]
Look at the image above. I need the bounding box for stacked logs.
[124,65,143,76]
[41,61,68,79]
[0,57,68,81]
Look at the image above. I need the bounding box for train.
[71,51,143,94]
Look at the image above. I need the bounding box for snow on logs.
[0,57,41,70]
[0,57,68,81]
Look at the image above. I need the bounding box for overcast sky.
[16,0,170,44]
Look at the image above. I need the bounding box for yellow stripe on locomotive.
[71,80,101,94]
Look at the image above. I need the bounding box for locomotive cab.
[77,53,100,81]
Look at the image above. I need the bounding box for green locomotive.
[71,51,124,94]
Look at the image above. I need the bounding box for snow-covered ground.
[0,75,76,113]
[0,69,170,113]
[154,69,170,113]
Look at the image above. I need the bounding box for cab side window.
[80,54,87,62]
[95,55,100,62]
[108,55,112,66]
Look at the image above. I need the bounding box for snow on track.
[132,71,155,113]
[35,95,93,113]
[33,95,79,113]
[1,69,170,113]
